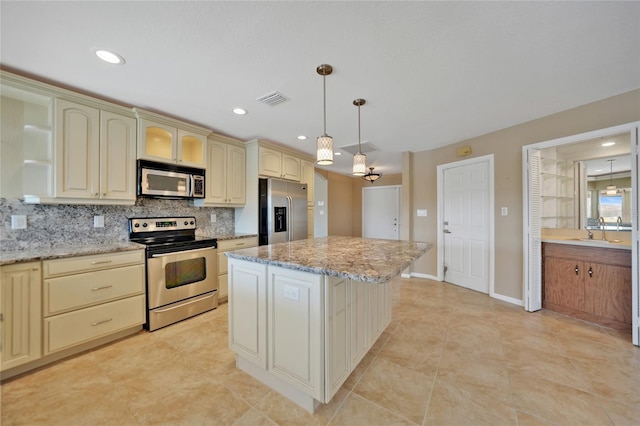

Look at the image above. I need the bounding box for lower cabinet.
[217,237,259,302]
[543,243,632,329]
[42,250,146,355]
[0,262,42,371]
[228,259,391,410]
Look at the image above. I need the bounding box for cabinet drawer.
[44,250,144,278]
[44,264,145,316]
[44,295,145,354]
[218,237,258,252]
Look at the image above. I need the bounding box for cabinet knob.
[588,267,593,277]
[94,193,99,196]
[574,265,579,275]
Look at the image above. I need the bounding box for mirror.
[540,131,632,231]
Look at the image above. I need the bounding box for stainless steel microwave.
[138,160,205,199]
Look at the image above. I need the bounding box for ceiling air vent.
[256,91,289,106]
[338,141,380,155]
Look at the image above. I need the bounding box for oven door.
[147,246,217,310]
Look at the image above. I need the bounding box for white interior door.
[441,159,491,293]
[362,186,400,240]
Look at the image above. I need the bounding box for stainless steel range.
[129,216,218,331]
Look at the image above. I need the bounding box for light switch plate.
[93,215,105,228]
[11,215,27,229]
[417,209,427,217]
[501,207,508,216]
[211,213,217,223]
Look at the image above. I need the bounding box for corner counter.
[225,236,431,413]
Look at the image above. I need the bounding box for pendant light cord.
[357,103,362,154]
[323,75,327,137]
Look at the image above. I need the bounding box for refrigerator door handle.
[286,195,292,241]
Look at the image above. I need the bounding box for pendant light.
[352,98,367,176]
[363,167,381,183]
[606,159,617,195]
[316,64,333,165]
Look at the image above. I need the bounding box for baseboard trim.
[491,292,523,306]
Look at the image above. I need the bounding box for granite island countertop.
[225,236,432,283]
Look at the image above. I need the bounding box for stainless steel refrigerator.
[259,178,308,246]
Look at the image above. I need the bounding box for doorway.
[522,122,639,346]
[437,155,494,295]
[362,185,401,240]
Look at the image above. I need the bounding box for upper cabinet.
[54,100,136,203]
[259,145,301,181]
[135,109,208,168]
[1,71,138,205]
[195,134,246,207]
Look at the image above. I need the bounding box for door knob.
[444,230,452,234]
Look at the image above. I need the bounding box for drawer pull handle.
[574,265,579,275]
[91,260,113,265]
[235,243,245,246]
[91,318,112,326]
[92,285,113,291]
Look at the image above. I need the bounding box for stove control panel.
[129,217,196,233]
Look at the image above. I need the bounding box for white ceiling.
[1,1,639,176]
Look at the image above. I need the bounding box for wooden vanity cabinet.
[542,243,632,330]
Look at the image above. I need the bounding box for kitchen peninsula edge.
[225,236,431,413]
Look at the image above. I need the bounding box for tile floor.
[2,277,639,425]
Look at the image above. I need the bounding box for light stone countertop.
[541,237,632,250]
[225,236,432,283]
[0,233,259,266]
[0,242,145,266]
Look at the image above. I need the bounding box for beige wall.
[406,89,640,301]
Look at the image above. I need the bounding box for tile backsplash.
[0,198,235,251]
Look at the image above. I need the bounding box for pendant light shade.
[606,159,617,195]
[352,98,367,176]
[316,64,333,165]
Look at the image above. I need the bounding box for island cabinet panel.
[228,260,268,368]
[349,280,368,367]
[268,266,323,401]
[325,276,350,401]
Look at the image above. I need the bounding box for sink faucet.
[598,217,606,240]
[586,229,593,240]
[617,216,622,232]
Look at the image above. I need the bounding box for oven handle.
[150,247,216,258]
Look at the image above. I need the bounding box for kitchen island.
[225,236,431,413]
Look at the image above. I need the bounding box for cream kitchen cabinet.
[195,136,246,206]
[53,99,137,204]
[135,109,209,168]
[228,258,392,411]
[217,236,258,301]
[0,262,42,372]
[259,145,301,181]
[42,250,145,355]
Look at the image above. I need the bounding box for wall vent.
[338,141,380,155]
[256,91,289,106]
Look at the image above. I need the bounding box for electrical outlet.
[211,213,217,223]
[283,285,300,301]
[93,215,105,228]
[11,215,27,229]
[501,207,508,216]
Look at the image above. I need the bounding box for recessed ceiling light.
[297,135,307,140]
[601,141,615,147]
[335,152,342,156]
[232,108,247,115]
[95,49,125,65]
